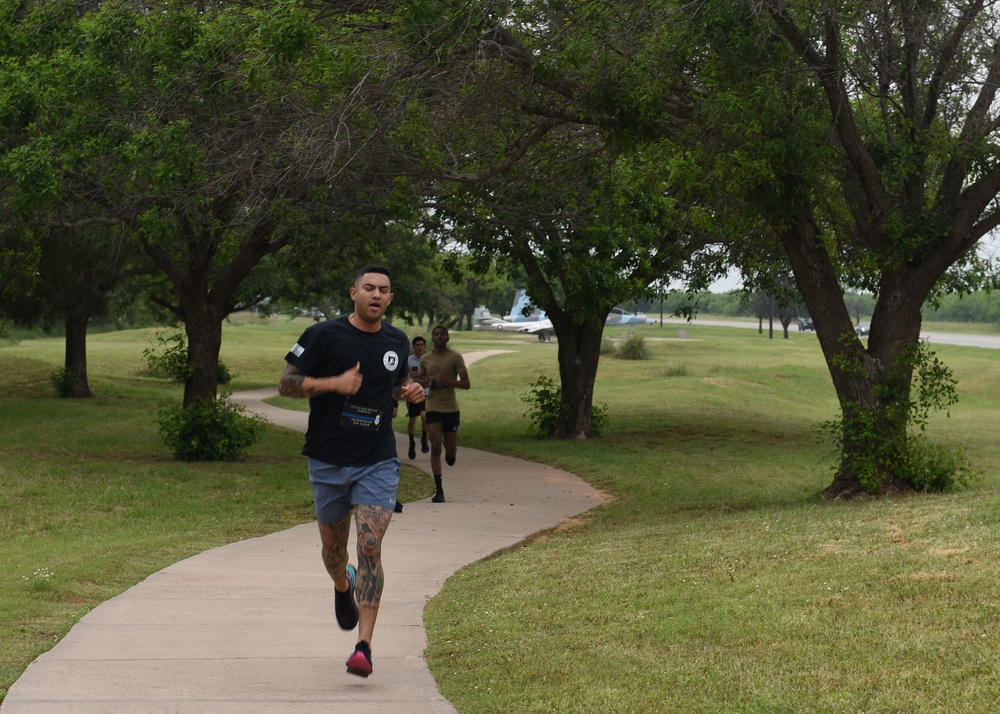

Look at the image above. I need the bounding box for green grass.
[3,316,1000,711]
[428,324,1000,713]
[0,316,430,699]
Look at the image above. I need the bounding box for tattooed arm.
[278,362,363,398]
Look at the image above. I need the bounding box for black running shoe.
[346,641,373,677]
[394,500,404,513]
[335,564,358,631]
[445,453,456,466]
[432,490,446,503]
[407,442,416,459]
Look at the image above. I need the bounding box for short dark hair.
[412,335,426,346]
[432,325,449,336]
[354,264,391,285]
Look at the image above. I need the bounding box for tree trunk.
[777,204,925,498]
[142,220,280,409]
[549,314,605,439]
[64,312,93,398]
[822,343,914,498]
[182,303,225,407]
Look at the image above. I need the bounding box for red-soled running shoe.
[346,640,373,678]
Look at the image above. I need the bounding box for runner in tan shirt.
[418,325,470,502]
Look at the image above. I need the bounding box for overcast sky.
[703,232,1000,294]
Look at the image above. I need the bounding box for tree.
[404,0,995,486]
[742,261,805,339]
[1,0,151,396]
[427,133,712,437]
[0,226,142,397]
[404,3,719,438]
[0,0,62,307]
[668,0,1000,496]
[3,0,416,407]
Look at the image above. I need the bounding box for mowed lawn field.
[3,315,999,712]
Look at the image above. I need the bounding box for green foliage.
[142,330,234,386]
[658,363,690,377]
[902,436,978,493]
[521,373,562,437]
[50,367,76,398]
[521,374,608,437]
[142,331,192,383]
[909,345,961,431]
[822,342,964,493]
[0,319,19,346]
[590,401,609,436]
[157,392,265,461]
[924,289,1000,325]
[613,333,649,360]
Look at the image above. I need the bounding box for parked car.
[797,317,814,331]
[856,322,871,336]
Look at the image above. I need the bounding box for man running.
[419,325,470,503]
[279,264,424,678]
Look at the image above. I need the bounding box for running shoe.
[346,640,373,677]
[335,564,358,631]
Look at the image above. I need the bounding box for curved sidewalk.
[2,351,608,714]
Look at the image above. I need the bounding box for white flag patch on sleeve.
[290,343,305,357]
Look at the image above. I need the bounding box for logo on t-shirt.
[383,351,399,371]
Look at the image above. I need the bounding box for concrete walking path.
[2,351,607,713]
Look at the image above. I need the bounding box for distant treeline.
[629,290,1000,325]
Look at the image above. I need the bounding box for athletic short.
[406,399,425,418]
[308,457,400,522]
[425,410,460,432]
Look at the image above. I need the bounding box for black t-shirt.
[284,316,409,466]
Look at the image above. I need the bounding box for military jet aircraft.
[472,295,555,341]
[473,291,654,341]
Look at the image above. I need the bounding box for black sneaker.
[394,500,404,513]
[346,640,373,677]
[445,453,456,466]
[431,490,446,503]
[407,439,416,460]
[335,564,358,631]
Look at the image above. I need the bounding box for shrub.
[615,333,649,360]
[143,330,233,384]
[521,374,563,436]
[903,436,978,493]
[599,337,616,355]
[821,341,970,493]
[50,368,76,398]
[521,373,609,437]
[157,392,266,461]
[659,364,690,378]
[0,319,17,347]
[143,331,193,383]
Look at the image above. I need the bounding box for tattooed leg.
[353,504,392,645]
[318,517,352,592]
